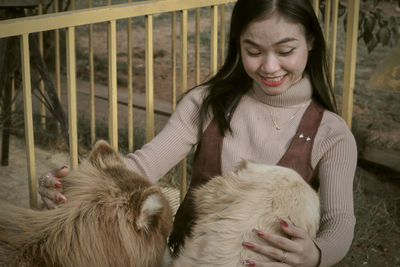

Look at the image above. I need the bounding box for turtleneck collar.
[250,74,313,107]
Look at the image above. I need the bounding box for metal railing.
[0,0,360,208]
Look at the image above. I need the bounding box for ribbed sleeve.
[313,113,358,266]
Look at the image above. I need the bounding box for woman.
[39,0,357,266]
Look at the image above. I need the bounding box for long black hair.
[198,0,337,135]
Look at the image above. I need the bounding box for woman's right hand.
[38,166,69,209]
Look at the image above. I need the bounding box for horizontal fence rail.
[0,0,359,208]
[0,0,236,38]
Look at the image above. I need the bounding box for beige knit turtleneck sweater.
[125,76,357,267]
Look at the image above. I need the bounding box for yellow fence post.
[342,0,360,129]
[20,34,37,209]
[313,0,319,18]
[324,0,331,44]
[180,10,188,95]
[38,3,46,129]
[195,8,201,85]
[88,0,96,146]
[179,9,188,201]
[145,15,154,142]
[210,5,218,75]
[219,4,225,67]
[108,20,119,151]
[127,0,134,152]
[171,11,177,110]
[66,27,79,170]
[54,0,61,106]
[330,0,339,87]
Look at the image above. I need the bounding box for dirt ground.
[1,1,400,266]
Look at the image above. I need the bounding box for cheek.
[284,52,308,74]
[241,54,258,75]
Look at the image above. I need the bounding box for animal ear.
[136,189,164,232]
[235,159,258,172]
[88,140,125,170]
[235,159,250,171]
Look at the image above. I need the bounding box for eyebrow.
[242,37,298,47]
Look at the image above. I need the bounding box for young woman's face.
[240,12,313,95]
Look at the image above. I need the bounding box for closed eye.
[246,50,261,56]
[279,48,295,56]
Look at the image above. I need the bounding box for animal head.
[234,160,320,237]
[63,140,173,236]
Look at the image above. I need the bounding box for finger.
[242,242,290,263]
[279,219,307,239]
[41,197,57,209]
[242,259,290,267]
[38,174,62,189]
[52,165,69,179]
[252,229,298,253]
[38,185,67,203]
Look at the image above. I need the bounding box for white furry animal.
[171,161,320,267]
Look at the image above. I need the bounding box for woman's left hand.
[242,219,320,267]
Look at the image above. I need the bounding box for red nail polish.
[242,242,255,249]
[55,183,62,189]
[280,219,288,228]
[58,196,66,202]
[243,259,256,266]
[252,228,264,236]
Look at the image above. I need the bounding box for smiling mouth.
[261,75,287,87]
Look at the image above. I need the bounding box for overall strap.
[277,100,325,186]
[168,96,240,257]
[168,119,223,257]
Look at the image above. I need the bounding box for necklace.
[268,103,308,131]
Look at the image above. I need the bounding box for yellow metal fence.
[0,0,360,208]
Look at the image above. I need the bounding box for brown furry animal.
[0,140,173,267]
[171,161,320,267]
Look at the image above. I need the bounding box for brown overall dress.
[168,100,325,257]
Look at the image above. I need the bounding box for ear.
[136,189,164,232]
[87,140,125,170]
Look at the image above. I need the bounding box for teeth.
[264,76,284,82]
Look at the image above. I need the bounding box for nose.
[260,54,280,74]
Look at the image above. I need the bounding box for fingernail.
[242,259,256,266]
[242,242,255,249]
[58,196,66,203]
[252,228,264,236]
[280,219,288,228]
[55,182,62,189]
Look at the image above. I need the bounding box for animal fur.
[171,161,320,267]
[0,140,173,267]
